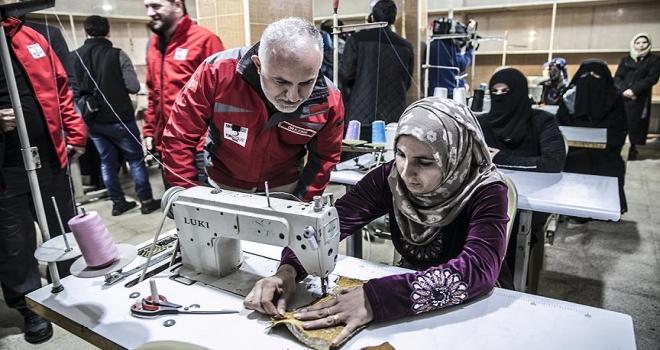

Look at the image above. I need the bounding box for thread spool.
[453,87,467,106]
[68,211,118,268]
[385,123,398,150]
[433,87,448,98]
[371,120,386,144]
[345,120,361,140]
[471,89,485,112]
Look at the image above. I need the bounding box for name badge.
[173,48,189,61]
[27,43,46,59]
[224,123,248,147]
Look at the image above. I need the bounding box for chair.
[501,173,518,249]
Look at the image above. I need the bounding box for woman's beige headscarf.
[630,33,652,62]
[387,97,504,245]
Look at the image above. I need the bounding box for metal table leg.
[513,209,533,292]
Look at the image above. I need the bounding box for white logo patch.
[173,48,189,61]
[224,123,248,147]
[278,121,316,138]
[27,43,46,59]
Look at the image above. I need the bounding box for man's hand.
[243,264,297,316]
[67,145,86,160]
[0,108,16,132]
[144,136,154,152]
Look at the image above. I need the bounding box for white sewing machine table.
[26,237,634,349]
[558,126,607,149]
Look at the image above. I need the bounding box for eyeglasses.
[490,87,510,95]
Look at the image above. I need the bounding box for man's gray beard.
[259,74,301,113]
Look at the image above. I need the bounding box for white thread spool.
[433,87,448,98]
[453,87,467,106]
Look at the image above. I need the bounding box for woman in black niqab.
[557,59,628,214]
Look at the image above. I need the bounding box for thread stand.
[34,233,82,262]
[70,244,137,278]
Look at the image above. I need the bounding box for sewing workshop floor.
[2,141,660,349]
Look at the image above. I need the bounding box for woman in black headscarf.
[478,67,566,173]
[557,59,628,215]
[614,33,660,160]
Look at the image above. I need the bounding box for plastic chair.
[501,173,518,248]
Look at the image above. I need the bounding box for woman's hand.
[623,89,636,100]
[0,108,16,132]
[243,264,297,316]
[293,286,374,346]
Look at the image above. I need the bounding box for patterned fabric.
[411,268,468,313]
[387,97,502,245]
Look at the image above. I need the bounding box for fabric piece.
[270,277,366,350]
[387,97,502,245]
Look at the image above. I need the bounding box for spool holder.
[34,233,82,262]
[70,244,138,278]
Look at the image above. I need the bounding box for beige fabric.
[270,277,366,350]
[387,97,503,245]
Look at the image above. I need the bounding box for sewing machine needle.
[321,277,328,297]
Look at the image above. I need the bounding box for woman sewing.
[244,97,511,346]
[478,67,566,173]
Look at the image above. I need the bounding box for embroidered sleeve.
[410,268,468,314]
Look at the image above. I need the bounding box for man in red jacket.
[0,14,87,344]
[161,17,344,202]
[142,0,224,186]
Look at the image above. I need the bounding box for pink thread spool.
[345,120,361,140]
[68,211,118,268]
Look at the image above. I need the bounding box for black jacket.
[613,54,660,144]
[479,109,566,173]
[74,37,135,124]
[339,27,414,125]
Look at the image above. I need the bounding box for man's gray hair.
[258,17,324,66]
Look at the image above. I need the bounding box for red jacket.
[143,15,224,151]
[1,18,87,169]
[162,45,345,202]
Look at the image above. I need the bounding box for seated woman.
[244,97,512,346]
[557,59,628,216]
[478,67,566,173]
[477,67,566,294]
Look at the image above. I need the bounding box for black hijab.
[486,68,533,147]
[569,59,618,125]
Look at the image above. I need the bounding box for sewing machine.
[165,186,340,295]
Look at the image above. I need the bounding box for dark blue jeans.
[89,121,152,201]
